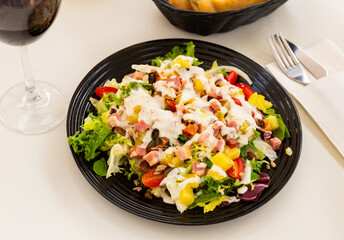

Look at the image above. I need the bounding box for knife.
[287,40,328,79]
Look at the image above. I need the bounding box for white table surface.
[1,0,344,239]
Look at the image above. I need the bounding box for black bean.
[247,152,257,160]
[148,72,157,84]
[113,126,126,136]
[151,129,159,139]
[146,139,157,149]
[129,135,135,145]
[256,119,265,128]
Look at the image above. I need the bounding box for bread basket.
[152,0,288,35]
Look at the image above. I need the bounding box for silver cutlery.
[268,32,310,85]
[286,39,328,79]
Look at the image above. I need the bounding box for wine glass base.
[0,81,67,134]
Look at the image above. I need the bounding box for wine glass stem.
[19,46,39,101]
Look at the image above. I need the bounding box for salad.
[68,42,291,213]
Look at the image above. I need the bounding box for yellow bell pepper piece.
[171,56,191,70]
[210,152,234,171]
[101,111,110,125]
[264,115,279,131]
[248,92,273,113]
[194,78,205,92]
[208,169,226,181]
[224,147,240,160]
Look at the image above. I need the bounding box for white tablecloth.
[1,1,343,239]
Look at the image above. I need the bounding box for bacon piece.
[269,137,282,150]
[130,146,147,159]
[175,145,192,161]
[143,151,160,166]
[213,139,225,152]
[107,113,121,127]
[198,132,211,146]
[192,162,207,176]
[135,119,148,133]
[209,99,222,112]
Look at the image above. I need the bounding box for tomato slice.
[225,71,237,85]
[231,96,242,106]
[166,99,177,112]
[235,83,254,101]
[182,124,198,136]
[95,86,118,98]
[228,157,244,179]
[142,167,165,188]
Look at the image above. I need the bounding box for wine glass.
[0,0,67,134]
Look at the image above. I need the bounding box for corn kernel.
[179,187,194,206]
[126,113,139,124]
[285,147,293,156]
[133,105,141,113]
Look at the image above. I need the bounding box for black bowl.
[152,0,288,35]
[67,39,302,225]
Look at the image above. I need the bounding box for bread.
[168,0,192,10]
[169,0,267,12]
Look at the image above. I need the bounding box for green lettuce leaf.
[93,158,107,176]
[68,113,112,161]
[151,42,202,67]
[99,133,132,151]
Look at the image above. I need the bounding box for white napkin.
[266,39,344,158]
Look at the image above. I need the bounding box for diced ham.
[212,121,223,130]
[212,121,224,136]
[135,119,148,133]
[213,138,225,152]
[127,71,144,80]
[269,137,282,150]
[227,121,238,130]
[198,132,211,146]
[208,86,218,98]
[166,76,181,90]
[226,138,240,148]
[192,162,207,176]
[209,99,222,112]
[130,146,147,159]
[175,145,192,161]
[107,113,121,127]
[143,151,160,166]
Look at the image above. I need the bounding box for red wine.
[0,0,60,46]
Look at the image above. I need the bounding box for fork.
[268,33,310,85]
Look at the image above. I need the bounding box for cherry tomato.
[235,83,254,101]
[166,99,177,112]
[142,167,165,188]
[225,71,237,85]
[95,86,118,98]
[228,157,244,179]
[231,96,242,106]
[182,124,198,136]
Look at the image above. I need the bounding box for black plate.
[67,39,302,225]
